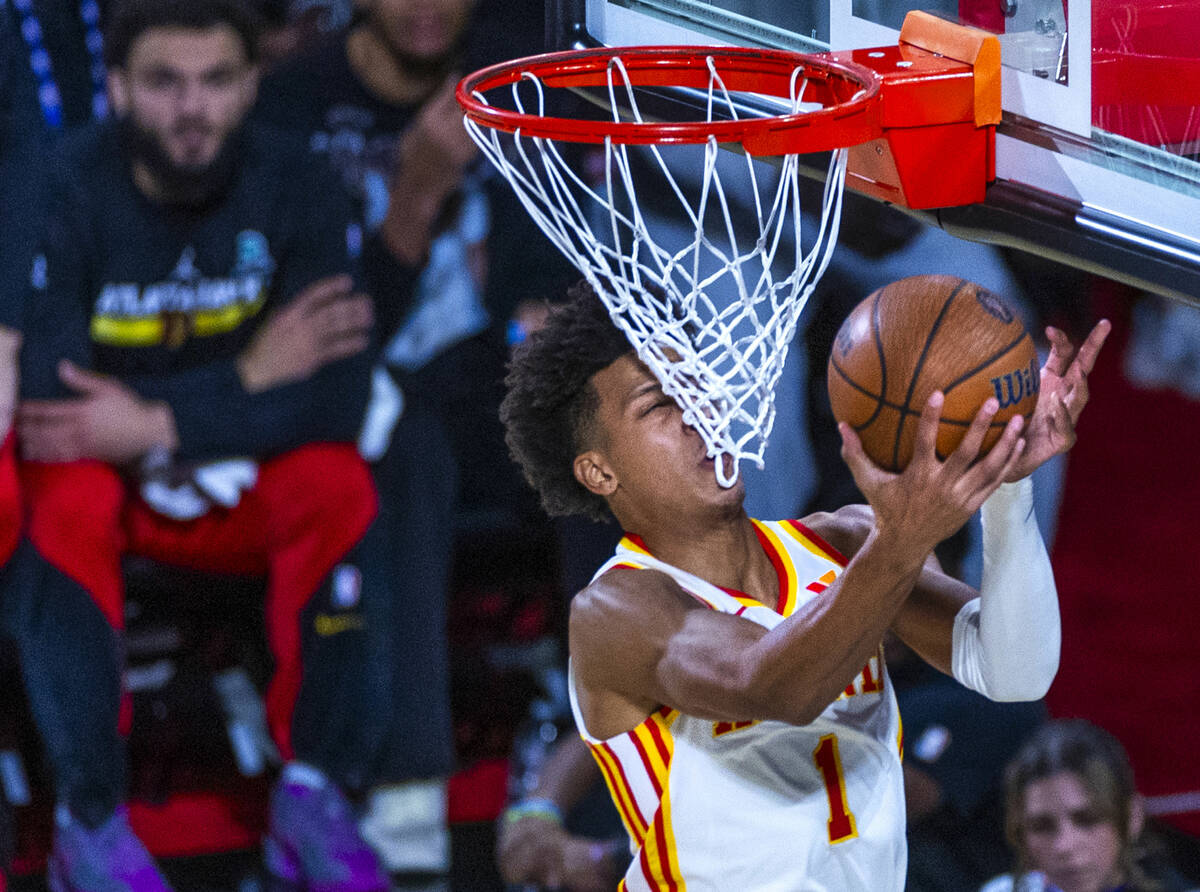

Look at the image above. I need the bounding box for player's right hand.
[839,390,1026,555]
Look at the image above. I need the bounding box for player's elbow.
[984,650,1059,702]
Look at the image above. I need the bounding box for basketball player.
[500,280,1110,890]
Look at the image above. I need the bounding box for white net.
[464,54,850,486]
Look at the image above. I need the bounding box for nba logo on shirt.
[331,564,362,609]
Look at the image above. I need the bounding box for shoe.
[265,762,389,892]
[46,804,172,892]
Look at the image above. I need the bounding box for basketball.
[826,275,1040,471]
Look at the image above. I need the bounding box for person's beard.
[118,115,247,210]
[369,16,462,85]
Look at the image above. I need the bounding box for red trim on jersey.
[629,730,663,798]
[752,523,791,613]
[591,744,644,843]
[602,741,649,830]
[639,840,660,889]
[786,519,849,566]
[644,713,672,765]
[600,739,648,835]
[651,808,681,891]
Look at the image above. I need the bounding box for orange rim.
[456,45,883,156]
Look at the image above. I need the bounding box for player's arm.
[497,735,625,891]
[814,322,1109,704]
[899,320,1110,700]
[809,490,1059,702]
[572,535,921,728]
[572,394,1025,729]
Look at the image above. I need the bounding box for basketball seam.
[827,364,1017,425]
[865,289,888,432]
[890,278,972,469]
[828,357,889,431]
[940,332,1033,395]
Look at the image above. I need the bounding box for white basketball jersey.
[568,519,906,892]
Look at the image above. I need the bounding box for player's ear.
[574,450,617,497]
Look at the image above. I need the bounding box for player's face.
[577,354,744,526]
[1019,772,1126,892]
[367,0,475,64]
[109,26,257,172]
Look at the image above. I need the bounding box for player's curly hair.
[501,280,633,522]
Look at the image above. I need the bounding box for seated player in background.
[5,0,394,888]
[499,280,1109,890]
[982,719,1200,892]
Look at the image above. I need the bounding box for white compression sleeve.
[950,477,1061,701]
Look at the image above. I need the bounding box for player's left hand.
[18,361,177,464]
[1003,319,1111,482]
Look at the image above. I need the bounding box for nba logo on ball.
[827,275,1040,471]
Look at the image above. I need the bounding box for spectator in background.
[256,0,351,69]
[496,731,627,892]
[982,719,1198,892]
[2,0,397,888]
[254,0,577,876]
[892,634,1046,892]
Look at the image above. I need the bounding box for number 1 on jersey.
[813,734,859,844]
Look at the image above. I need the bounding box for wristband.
[502,797,564,826]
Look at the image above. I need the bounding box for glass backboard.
[547,0,1200,304]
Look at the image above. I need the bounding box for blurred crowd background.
[0,0,1199,890]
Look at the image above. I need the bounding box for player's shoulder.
[571,565,695,640]
[796,503,875,559]
[570,566,699,695]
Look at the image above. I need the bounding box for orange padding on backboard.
[899,9,1000,126]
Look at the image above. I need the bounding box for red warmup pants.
[19,443,377,758]
[0,431,20,566]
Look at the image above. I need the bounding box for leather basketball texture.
[826,275,1039,471]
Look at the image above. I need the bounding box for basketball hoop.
[458,15,1000,487]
